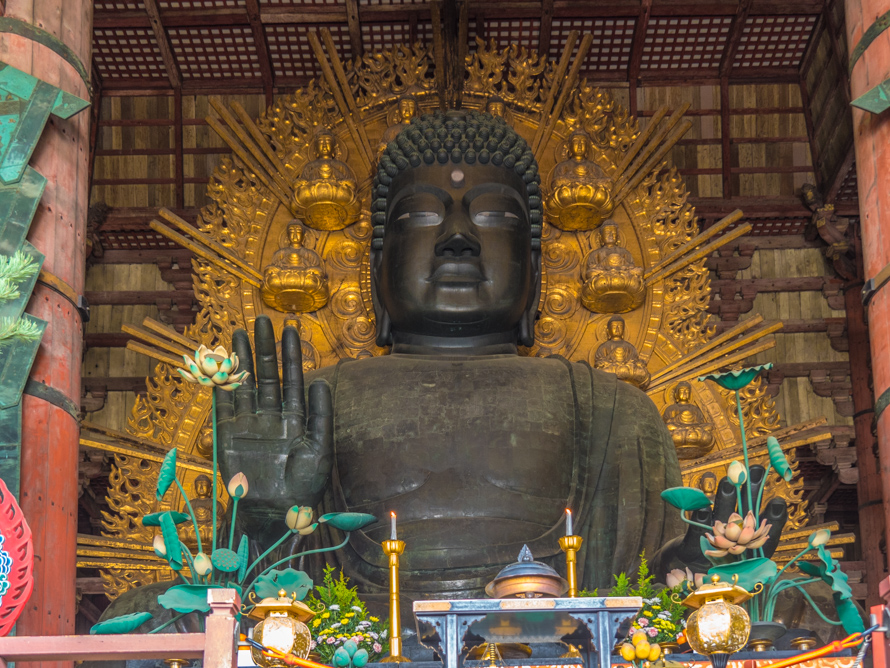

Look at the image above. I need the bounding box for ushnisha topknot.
[370,110,543,251]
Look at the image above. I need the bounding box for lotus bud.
[666,568,686,588]
[153,534,167,557]
[227,472,249,499]
[286,506,314,532]
[727,460,747,485]
[193,552,213,576]
[808,528,831,547]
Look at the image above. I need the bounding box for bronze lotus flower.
[705,511,771,557]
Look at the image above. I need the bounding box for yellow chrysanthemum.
[322,612,331,619]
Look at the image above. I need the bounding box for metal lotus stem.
[381,539,410,663]
[558,535,583,597]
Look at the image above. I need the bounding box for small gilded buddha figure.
[380,95,420,152]
[593,315,650,389]
[262,221,329,313]
[545,129,614,231]
[290,128,360,231]
[484,96,509,120]
[181,474,219,551]
[697,472,718,498]
[662,381,715,459]
[580,220,645,313]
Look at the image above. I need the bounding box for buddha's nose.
[435,214,481,258]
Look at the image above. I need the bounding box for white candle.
[391,511,397,540]
[565,509,573,536]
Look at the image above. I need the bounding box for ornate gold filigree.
[98,37,806,600]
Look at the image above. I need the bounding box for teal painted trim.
[0,316,47,409]
[0,243,43,322]
[0,168,45,255]
[851,78,890,114]
[0,404,21,499]
[0,18,92,95]
[0,63,90,120]
[850,9,890,75]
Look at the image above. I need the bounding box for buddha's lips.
[429,260,484,283]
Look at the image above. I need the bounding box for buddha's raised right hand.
[215,315,333,523]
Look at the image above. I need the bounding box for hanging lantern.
[681,575,753,668]
[248,589,316,668]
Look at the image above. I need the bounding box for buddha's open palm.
[215,316,333,520]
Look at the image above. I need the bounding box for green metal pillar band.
[0,17,92,95]
[876,384,890,423]
[849,9,890,75]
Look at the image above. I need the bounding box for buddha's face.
[608,318,624,339]
[486,101,505,118]
[287,224,304,246]
[570,134,589,159]
[374,162,537,341]
[315,133,334,158]
[399,98,417,122]
[700,473,717,494]
[194,476,211,499]
[676,383,691,403]
[601,224,618,246]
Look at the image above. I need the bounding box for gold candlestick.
[559,535,583,597]
[381,539,411,663]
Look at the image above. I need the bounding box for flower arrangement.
[659,366,864,634]
[306,566,389,662]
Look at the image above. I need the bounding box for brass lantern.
[249,589,316,668]
[681,575,753,668]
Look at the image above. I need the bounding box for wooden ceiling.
[92,0,825,95]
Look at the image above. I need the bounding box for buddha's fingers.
[305,379,333,458]
[255,316,283,413]
[232,328,258,417]
[761,497,788,558]
[712,477,738,523]
[281,324,305,419]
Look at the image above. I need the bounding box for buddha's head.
[484,96,507,119]
[569,130,590,161]
[370,111,542,351]
[699,472,717,495]
[607,315,625,340]
[600,220,619,247]
[287,222,305,247]
[194,474,211,499]
[398,96,419,123]
[675,381,692,403]
[314,128,336,159]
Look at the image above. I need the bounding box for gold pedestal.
[380,539,411,663]
[558,535,583,597]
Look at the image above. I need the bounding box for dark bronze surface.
[215,114,684,599]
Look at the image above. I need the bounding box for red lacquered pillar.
[0,0,92,662]
[847,0,890,578]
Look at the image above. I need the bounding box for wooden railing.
[0,589,239,668]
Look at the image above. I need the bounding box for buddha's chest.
[331,356,576,509]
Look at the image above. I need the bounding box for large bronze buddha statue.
[217,111,683,599]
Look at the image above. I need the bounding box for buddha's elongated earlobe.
[519,248,542,347]
[370,245,393,347]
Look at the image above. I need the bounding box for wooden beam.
[538,0,555,56]
[627,0,652,88]
[821,0,851,103]
[82,377,152,394]
[143,0,182,89]
[345,0,363,59]
[826,142,856,204]
[719,0,753,77]
[720,77,732,198]
[88,65,103,195]
[174,88,184,208]
[244,0,274,103]
[799,74,822,190]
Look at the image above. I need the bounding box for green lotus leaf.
[142,511,190,527]
[90,611,153,635]
[766,436,793,482]
[253,568,313,601]
[156,448,178,500]
[699,364,773,391]
[157,583,241,614]
[660,487,712,511]
[237,534,249,583]
[796,560,826,579]
[317,512,378,532]
[834,592,865,634]
[159,512,183,571]
[816,544,854,601]
[211,548,241,573]
[708,557,777,592]
[353,649,370,668]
